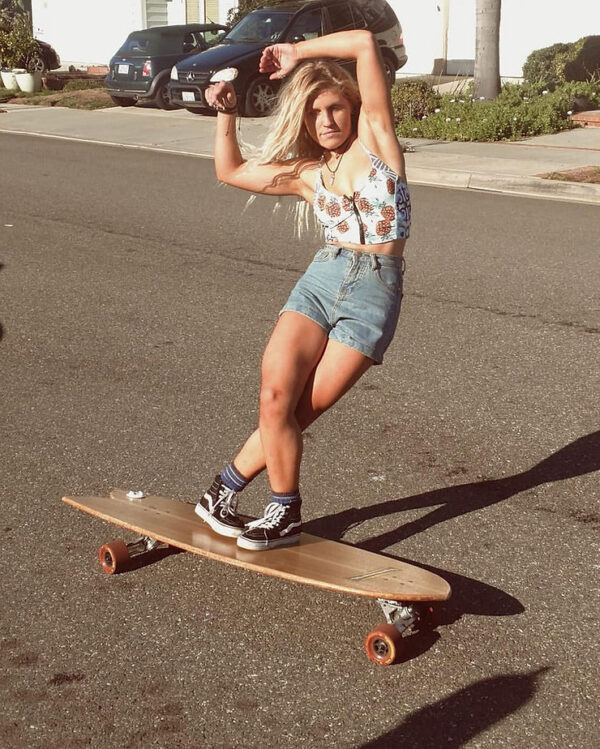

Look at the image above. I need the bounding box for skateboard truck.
[364,599,430,666]
[377,599,419,634]
[98,535,165,574]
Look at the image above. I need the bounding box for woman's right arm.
[206,82,312,199]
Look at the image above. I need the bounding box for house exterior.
[30,1,236,66]
[31,0,599,78]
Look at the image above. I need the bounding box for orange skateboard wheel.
[365,623,403,666]
[98,540,130,574]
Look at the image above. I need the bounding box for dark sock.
[271,490,301,507]
[220,463,250,492]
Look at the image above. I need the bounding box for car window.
[225,10,294,43]
[285,9,323,42]
[355,0,397,33]
[201,28,226,46]
[325,2,365,33]
[118,33,192,56]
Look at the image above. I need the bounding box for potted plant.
[0,27,19,89]
[2,14,42,92]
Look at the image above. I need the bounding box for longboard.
[62,489,451,665]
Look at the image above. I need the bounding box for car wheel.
[382,55,397,87]
[109,95,136,107]
[244,76,278,117]
[153,81,177,111]
[32,55,47,74]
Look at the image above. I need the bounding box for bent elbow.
[357,29,376,51]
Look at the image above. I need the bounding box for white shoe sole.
[195,502,244,538]
[236,533,300,551]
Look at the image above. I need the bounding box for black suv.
[167,0,407,117]
[104,23,228,110]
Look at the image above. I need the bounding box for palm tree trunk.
[474,0,502,99]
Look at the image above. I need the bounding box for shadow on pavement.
[304,430,599,622]
[360,668,551,749]
[306,430,600,550]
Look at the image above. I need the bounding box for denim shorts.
[280,245,405,364]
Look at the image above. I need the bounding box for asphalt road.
[1,133,598,749]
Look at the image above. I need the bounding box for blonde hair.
[258,60,361,163]
[243,61,361,236]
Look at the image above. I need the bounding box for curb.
[407,166,600,204]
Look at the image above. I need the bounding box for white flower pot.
[1,69,19,90]
[14,70,42,93]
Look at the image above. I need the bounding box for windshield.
[224,10,293,43]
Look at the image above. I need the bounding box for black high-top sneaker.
[237,501,302,551]
[195,475,245,538]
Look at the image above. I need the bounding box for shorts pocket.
[373,262,402,293]
[313,249,333,263]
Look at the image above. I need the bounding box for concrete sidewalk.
[1,102,600,204]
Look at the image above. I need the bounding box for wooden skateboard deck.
[62,489,451,665]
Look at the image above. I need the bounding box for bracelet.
[216,104,238,114]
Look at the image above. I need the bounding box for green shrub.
[522,42,572,87]
[0,13,39,70]
[390,80,441,124]
[564,36,600,82]
[63,78,104,91]
[523,36,600,88]
[395,80,600,142]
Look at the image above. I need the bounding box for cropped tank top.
[313,140,411,245]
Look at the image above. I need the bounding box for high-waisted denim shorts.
[280,245,405,364]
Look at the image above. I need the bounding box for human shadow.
[304,431,599,623]
[305,430,600,555]
[360,668,551,749]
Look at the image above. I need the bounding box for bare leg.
[234,327,373,485]
[256,312,328,492]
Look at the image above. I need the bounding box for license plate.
[117,64,129,75]
[182,91,196,102]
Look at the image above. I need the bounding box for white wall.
[32,0,145,65]
[390,0,600,78]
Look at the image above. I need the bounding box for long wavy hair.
[242,61,361,236]
[258,59,362,163]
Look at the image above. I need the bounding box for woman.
[196,30,410,551]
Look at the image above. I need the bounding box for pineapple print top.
[313,140,411,245]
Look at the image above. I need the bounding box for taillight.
[142,60,151,77]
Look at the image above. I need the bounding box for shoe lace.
[218,486,238,516]
[246,502,286,530]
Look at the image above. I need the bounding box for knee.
[259,383,293,425]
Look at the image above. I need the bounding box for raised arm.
[205,81,312,199]
[260,30,397,150]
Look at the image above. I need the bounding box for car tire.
[109,95,136,107]
[382,54,397,87]
[153,81,177,111]
[32,55,47,74]
[243,76,278,117]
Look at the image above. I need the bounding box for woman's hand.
[205,81,238,111]
[259,43,299,80]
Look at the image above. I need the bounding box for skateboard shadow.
[360,667,551,749]
[124,545,184,573]
[304,430,600,619]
